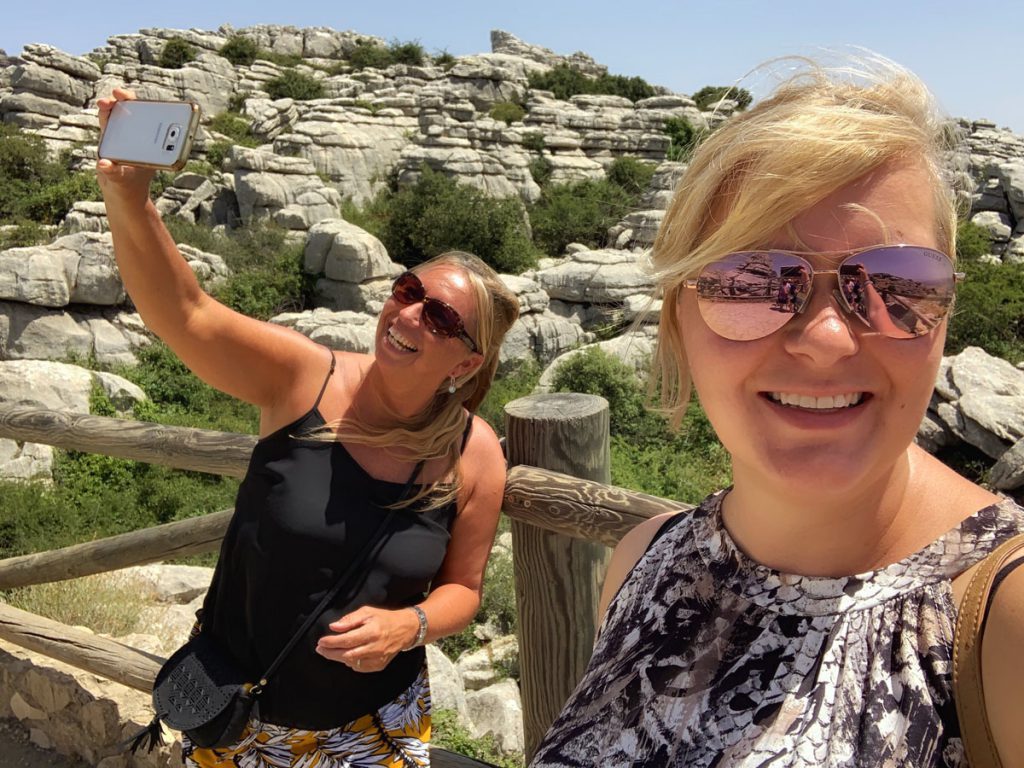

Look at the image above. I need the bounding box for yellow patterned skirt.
[182,663,431,767]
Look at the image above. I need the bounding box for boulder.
[465,678,525,755]
[455,635,520,691]
[532,248,654,303]
[0,360,145,414]
[425,645,472,728]
[270,308,378,353]
[304,220,394,284]
[537,332,657,392]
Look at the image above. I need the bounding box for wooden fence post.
[504,393,610,760]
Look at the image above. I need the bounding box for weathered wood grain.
[502,465,689,546]
[0,510,233,589]
[0,406,256,477]
[504,393,612,760]
[0,602,163,691]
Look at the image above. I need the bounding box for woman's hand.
[95,87,156,208]
[316,606,420,673]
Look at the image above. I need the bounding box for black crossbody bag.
[129,463,422,753]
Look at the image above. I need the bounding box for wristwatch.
[405,605,428,650]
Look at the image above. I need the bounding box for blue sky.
[7,1,1023,133]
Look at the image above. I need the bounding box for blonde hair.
[650,56,963,428]
[319,251,519,508]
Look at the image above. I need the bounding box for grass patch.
[432,709,523,767]
[2,573,153,636]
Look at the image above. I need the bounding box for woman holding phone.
[97,88,519,767]
[531,60,1024,767]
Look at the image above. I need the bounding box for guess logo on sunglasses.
[390,272,481,354]
[685,245,963,341]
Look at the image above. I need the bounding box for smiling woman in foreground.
[531,59,1024,767]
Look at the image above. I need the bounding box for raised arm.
[97,88,319,409]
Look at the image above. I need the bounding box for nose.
[781,276,859,365]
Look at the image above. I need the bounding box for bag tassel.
[125,714,166,754]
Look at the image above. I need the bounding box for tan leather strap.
[954,533,1024,768]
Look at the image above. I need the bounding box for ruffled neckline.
[688,490,1024,616]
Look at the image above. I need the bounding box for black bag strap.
[253,458,425,691]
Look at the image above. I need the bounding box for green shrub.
[348,40,393,70]
[258,50,304,68]
[158,36,197,69]
[606,156,656,196]
[207,112,259,147]
[165,218,312,319]
[433,50,457,70]
[550,347,731,503]
[373,166,540,273]
[946,258,1024,364]
[347,38,426,70]
[0,125,101,226]
[521,132,545,153]
[219,35,259,66]
[490,102,526,125]
[265,69,324,101]
[692,85,753,111]
[528,156,553,187]
[0,221,50,249]
[205,140,233,169]
[432,710,523,767]
[528,178,634,256]
[476,359,542,437]
[956,219,993,261]
[663,116,697,162]
[20,172,101,224]
[528,63,657,102]
[388,40,425,66]
[550,346,658,441]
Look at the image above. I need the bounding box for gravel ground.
[0,719,91,767]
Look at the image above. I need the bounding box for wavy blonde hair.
[318,251,519,508]
[650,56,963,429]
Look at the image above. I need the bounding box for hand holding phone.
[98,98,201,171]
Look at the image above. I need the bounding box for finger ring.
[354,659,362,670]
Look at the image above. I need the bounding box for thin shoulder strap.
[953,532,1024,768]
[312,348,337,411]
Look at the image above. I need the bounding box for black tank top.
[201,353,464,729]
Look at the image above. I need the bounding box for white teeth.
[386,328,417,352]
[769,392,863,409]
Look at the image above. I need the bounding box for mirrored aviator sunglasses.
[390,271,481,353]
[685,245,964,341]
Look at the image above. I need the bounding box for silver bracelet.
[405,605,428,650]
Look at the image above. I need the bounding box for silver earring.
[448,376,457,394]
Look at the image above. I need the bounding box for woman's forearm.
[415,582,482,646]
[103,194,206,342]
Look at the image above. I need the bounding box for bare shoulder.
[981,554,1024,767]
[459,415,505,488]
[598,511,681,619]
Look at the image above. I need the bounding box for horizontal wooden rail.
[502,464,690,547]
[0,466,688,590]
[0,406,256,477]
[0,510,233,590]
[0,602,163,691]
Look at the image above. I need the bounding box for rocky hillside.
[0,25,1023,767]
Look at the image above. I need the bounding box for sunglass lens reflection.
[696,252,812,341]
[696,248,955,341]
[840,248,954,338]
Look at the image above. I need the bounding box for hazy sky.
[6,1,1022,133]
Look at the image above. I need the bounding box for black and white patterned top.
[531,490,1024,768]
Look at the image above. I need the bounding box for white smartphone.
[98,99,201,171]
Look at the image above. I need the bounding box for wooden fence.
[0,397,688,763]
